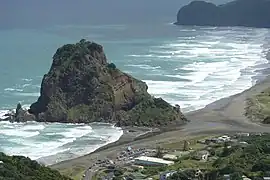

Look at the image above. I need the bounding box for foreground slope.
[0,152,71,180]
[26,39,186,126]
[175,0,270,28]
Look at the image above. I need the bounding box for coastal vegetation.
[92,133,270,180]
[166,134,270,179]
[246,88,270,124]
[0,152,71,180]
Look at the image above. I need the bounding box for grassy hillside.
[0,152,72,180]
[246,87,270,124]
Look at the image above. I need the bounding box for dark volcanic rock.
[3,103,36,122]
[175,0,270,28]
[27,39,186,126]
[263,116,270,124]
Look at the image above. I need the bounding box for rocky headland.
[3,39,186,127]
[175,0,270,28]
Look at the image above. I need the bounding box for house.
[197,139,206,144]
[131,164,144,170]
[174,151,191,158]
[211,138,223,144]
[242,175,251,180]
[239,141,249,147]
[163,154,178,161]
[223,174,230,180]
[195,169,204,178]
[193,150,210,161]
[217,135,230,142]
[236,132,250,137]
[134,156,174,166]
[160,171,177,180]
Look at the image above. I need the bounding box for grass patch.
[161,135,214,150]
[58,166,85,180]
[172,159,212,170]
[245,88,270,123]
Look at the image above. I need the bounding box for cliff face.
[28,39,186,126]
[175,0,270,28]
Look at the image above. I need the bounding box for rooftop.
[163,154,178,160]
[134,156,174,165]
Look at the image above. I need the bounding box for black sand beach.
[50,51,270,177]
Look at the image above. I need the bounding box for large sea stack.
[27,39,186,127]
[175,0,270,28]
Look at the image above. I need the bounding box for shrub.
[107,63,116,70]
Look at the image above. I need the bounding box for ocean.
[0,22,270,164]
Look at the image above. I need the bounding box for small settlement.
[83,132,269,180]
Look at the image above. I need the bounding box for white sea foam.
[58,126,93,138]
[22,124,45,131]
[0,110,10,119]
[0,121,123,162]
[0,129,40,138]
[127,54,154,58]
[125,64,161,70]
[4,88,23,92]
[140,27,270,112]
[22,84,31,88]
[21,78,33,82]
[0,26,269,164]
[13,92,40,97]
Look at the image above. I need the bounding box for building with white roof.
[163,154,178,161]
[134,156,174,166]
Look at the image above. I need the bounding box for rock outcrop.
[175,0,270,28]
[25,39,186,127]
[1,103,35,122]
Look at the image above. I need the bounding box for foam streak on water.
[0,24,269,164]
[122,27,270,111]
[0,121,123,163]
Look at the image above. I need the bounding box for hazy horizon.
[1,0,231,29]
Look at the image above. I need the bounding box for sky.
[1,0,232,29]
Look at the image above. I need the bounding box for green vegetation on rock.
[24,39,186,126]
[0,152,71,180]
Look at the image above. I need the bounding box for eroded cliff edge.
[21,39,187,127]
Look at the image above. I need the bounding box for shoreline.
[51,74,270,175]
[3,48,270,176]
[2,68,269,168]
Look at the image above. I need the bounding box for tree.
[175,104,180,113]
[209,148,216,156]
[107,63,116,70]
[230,172,243,180]
[183,140,190,151]
[155,146,163,158]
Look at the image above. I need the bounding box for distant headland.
[175,0,270,28]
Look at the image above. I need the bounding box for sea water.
[0,23,269,164]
